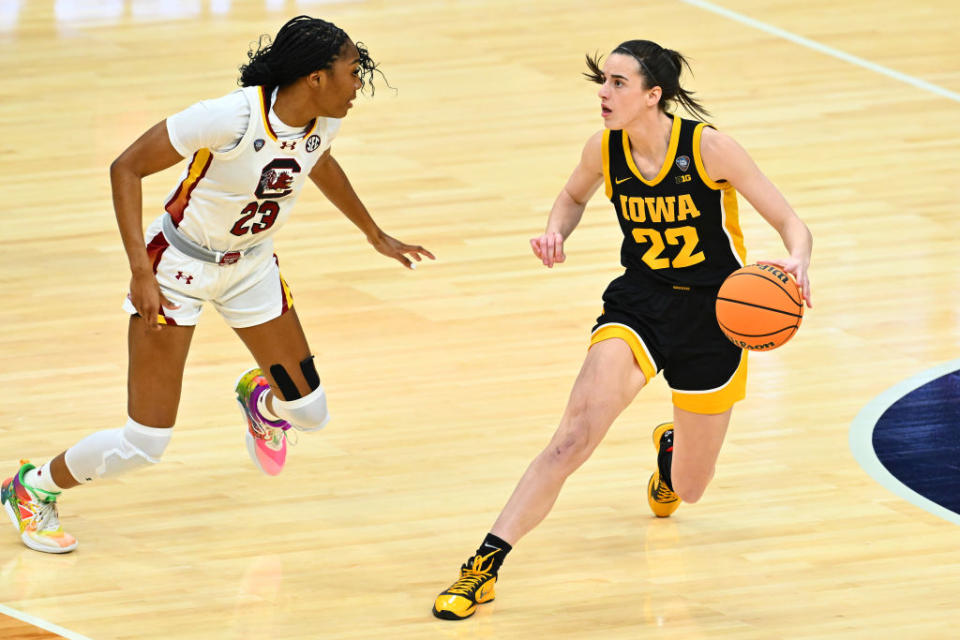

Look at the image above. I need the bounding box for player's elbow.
[109,154,132,180]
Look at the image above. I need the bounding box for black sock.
[474,533,512,575]
[657,428,675,490]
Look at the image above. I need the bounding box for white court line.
[849,359,960,526]
[0,603,93,640]
[680,0,960,103]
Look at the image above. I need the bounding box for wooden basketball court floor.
[1,1,958,638]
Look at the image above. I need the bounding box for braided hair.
[584,40,710,121]
[239,15,383,94]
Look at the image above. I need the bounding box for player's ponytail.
[238,15,384,94]
[585,40,710,121]
[239,36,281,87]
[660,47,710,122]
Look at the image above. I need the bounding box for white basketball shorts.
[121,220,294,328]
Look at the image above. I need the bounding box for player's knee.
[268,355,331,431]
[64,419,172,483]
[268,355,321,401]
[676,486,705,504]
[272,384,330,432]
[545,425,592,473]
[672,475,710,504]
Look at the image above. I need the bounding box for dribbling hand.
[757,257,812,308]
[530,231,565,268]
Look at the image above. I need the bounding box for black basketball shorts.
[590,272,747,414]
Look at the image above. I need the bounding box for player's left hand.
[757,257,812,308]
[368,230,436,269]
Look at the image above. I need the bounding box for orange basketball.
[715,264,803,351]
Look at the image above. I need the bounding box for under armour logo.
[280,141,297,151]
[175,271,193,284]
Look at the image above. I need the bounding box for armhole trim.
[692,123,727,191]
[602,129,612,199]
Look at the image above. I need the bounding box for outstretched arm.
[110,120,185,330]
[531,131,605,268]
[700,128,813,307]
[309,149,435,269]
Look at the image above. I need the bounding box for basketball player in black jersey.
[433,40,813,620]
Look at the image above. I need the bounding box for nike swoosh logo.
[615,177,632,184]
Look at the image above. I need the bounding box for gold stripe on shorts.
[589,324,657,383]
[671,350,748,414]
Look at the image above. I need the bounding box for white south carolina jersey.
[161,85,341,252]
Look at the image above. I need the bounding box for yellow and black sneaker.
[648,422,681,517]
[432,551,498,620]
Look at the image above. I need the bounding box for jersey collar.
[258,86,319,143]
[622,115,681,187]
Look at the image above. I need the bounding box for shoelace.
[251,421,298,447]
[653,479,677,502]
[33,500,63,532]
[446,556,494,596]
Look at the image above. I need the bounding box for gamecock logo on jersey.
[255,158,302,199]
[264,170,293,191]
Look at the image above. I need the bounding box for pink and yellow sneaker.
[236,368,292,476]
[2,461,77,554]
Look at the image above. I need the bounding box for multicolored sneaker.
[2,461,77,554]
[236,368,292,476]
[648,422,681,517]
[432,551,498,620]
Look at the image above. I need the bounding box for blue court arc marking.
[850,359,960,526]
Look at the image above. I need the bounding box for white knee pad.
[273,383,330,432]
[64,418,173,483]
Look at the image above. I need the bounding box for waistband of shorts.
[161,214,261,266]
[622,268,722,294]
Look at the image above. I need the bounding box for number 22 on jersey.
[619,194,706,270]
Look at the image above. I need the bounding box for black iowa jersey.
[602,116,746,287]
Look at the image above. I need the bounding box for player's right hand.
[129,271,179,331]
[530,231,566,268]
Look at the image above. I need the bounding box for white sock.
[24,461,63,496]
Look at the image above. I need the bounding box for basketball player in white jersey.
[2,15,434,554]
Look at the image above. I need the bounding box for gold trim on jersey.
[691,123,747,264]
[589,323,657,383]
[258,86,319,143]
[691,123,726,190]
[602,129,613,199]
[671,349,747,414]
[722,187,747,264]
[164,148,213,224]
[622,115,681,187]
[259,86,278,141]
